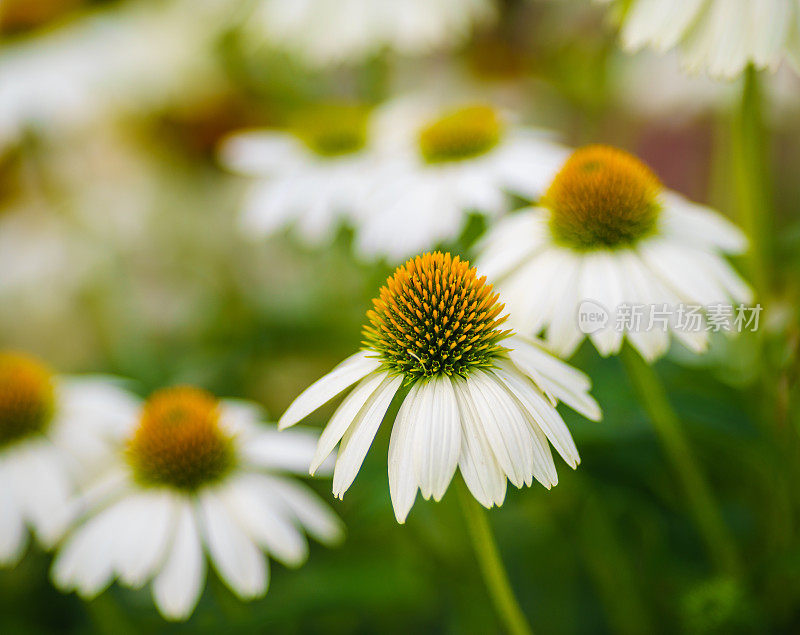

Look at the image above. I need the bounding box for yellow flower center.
[126,387,235,491]
[363,252,511,381]
[545,145,662,250]
[0,352,55,448]
[290,102,370,158]
[418,105,503,164]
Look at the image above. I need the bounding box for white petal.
[152,499,205,621]
[332,374,403,498]
[116,490,179,588]
[52,497,135,598]
[466,371,540,488]
[388,383,422,523]
[453,379,507,508]
[0,465,27,565]
[309,370,388,475]
[660,193,748,253]
[200,490,268,600]
[413,376,461,501]
[14,443,73,548]
[475,210,547,282]
[493,358,581,470]
[242,427,323,476]
[278,351,382,430]
[580,251,625,356]
[222,475,309,567]
[261,475,344,545]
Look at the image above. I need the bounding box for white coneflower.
[220,102,379,246]
[52,386,343,621]
[477,145,751,361]
[239,0,496,67]
[599,0,800,79]
[0,351,138,566]
[0,1,222,151]
[354,99,569,261]
[279,252,600,523]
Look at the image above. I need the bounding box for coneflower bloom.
[52,386,343,621]
[220,102,378,246]
[599,0,800,79]
[239,0,496,67]
[279,252,600,523]
[476,145,751,361]
[0,352,137,566]
[354,98,568,261]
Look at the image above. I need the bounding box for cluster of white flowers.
[220,96,567,261]
[1,0,779,627]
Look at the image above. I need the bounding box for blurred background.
[1,0,799,633]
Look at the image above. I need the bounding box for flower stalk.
[732,64,771,297]
[621,345,742,579]
[457,479,534,635]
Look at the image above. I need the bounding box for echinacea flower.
[0,351,137,566]
[600,0,800,79]
[477,145,752,361]
[354,99,569,261]
[0,1,222,150]
[52,386,343,621]
[239,0,496,67]
[279,252,600,523]
[220,102,379,246]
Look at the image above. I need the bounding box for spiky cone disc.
[363,252,511,383]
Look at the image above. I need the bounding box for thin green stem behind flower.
[457,479,534,635]
[732,65,772,298]
[621,345,742,579]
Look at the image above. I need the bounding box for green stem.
[732,64,771,297]
[457,480,534,635]
[620,346,742,579]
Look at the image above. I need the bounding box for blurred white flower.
[600,0,800,79]
[355,97,568,261]
[279,252,600,523]
[240,0,497,66]
[220,103,379,246]
[52,386,343,621]
[0,352,138,565]
[0,1,223,150]
[476,145,752,361]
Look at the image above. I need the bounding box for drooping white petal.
[0,464,27,565]
[260,475,344,545]
[152,499,205,621]
[453,378,507,508]
[506,336,601,422]
[332,374,403,498]
[242,427,326,476]
[116,490,179,588]
[52,496,135,598]
[279,351,382,430]
[12,442,72,548]
[621,0,706,52]
[464,371,530,487]
[474,209,548,283]
[388,382,423,523]
[541,251,585,357]
[309,370,388,475]
[200,490,268,600]
[660,193,748,254]
[413,376,461,501]
[579,250,625,356]
[493,358,581,470]
[222,475,309,567]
